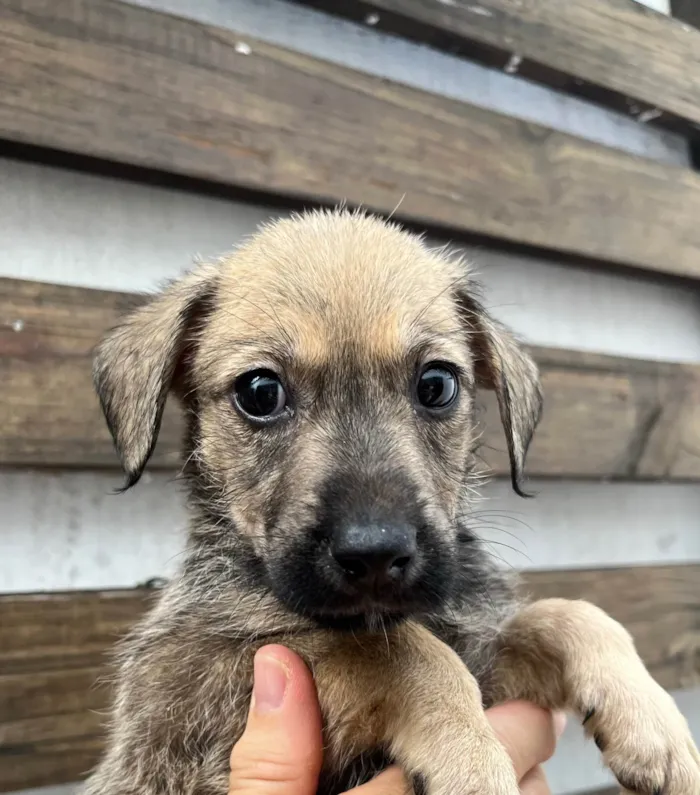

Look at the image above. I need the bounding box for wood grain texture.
[3,277,700,478]
[3,1,700,277]
[0,278,181,469]
[524,565,700,693]
[1,566,698,791]
[0,589,154,792]
[672,0,700,30]
[482,347,700,481]
[293,0,700,135]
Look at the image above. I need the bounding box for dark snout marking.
[268,465,454,627]
[330,522,418,587]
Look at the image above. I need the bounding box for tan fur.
[87,210,699,795]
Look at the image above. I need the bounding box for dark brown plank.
[3,1,700,277]
[1,569,695,693]
[0,588,154,674]
[0,589,155,792]
[3,277,700,479]
[672,0,700,30]
[0,736,104,792]
[524,565,700,693]
[293,0,700,136]
[1,667,106,725]
[0,278,181,469]
[1,566,697,791]
[483,347,700,481]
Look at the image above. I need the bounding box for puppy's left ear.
[93,264,218,490]
[456,286,543,496]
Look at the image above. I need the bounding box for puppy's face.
[94,211,541,627]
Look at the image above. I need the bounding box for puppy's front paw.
[579,678,700,794]
[412,735,520,795]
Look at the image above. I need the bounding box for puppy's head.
[94,211,541,627]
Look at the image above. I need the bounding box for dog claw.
[582,707,596,725]
[580,687,700,795]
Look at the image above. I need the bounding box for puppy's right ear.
[93,265,218,490]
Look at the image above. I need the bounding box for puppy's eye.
[416,363,459,411]
[233,369,288,420]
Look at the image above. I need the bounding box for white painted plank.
[635,0,671,12]
[123,0,689,166]
[3,158,700,364]
[477,480,700,572]
[1,471,186,593]
[3,472,699,593]
[453,245,700,363]
[0,158,277,292]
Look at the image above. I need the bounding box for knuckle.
[230,746,308,790]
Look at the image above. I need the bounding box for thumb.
[229,645,323,795]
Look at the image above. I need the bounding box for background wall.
[2,1,698,793]
[636,0,670,12]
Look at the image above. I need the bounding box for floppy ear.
[93,264,218,490]
[456,286,543,496]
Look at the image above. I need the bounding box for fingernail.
[553,710,567,738]
[253,652,289,713]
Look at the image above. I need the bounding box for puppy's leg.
[487,599,700,794]
[313,620,519,795]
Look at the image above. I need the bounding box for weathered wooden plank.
[485,348,700,481]
[3,1,700,277]
[672,0,700,30]
[293,0,700,135]
[0,278,181,469]
[0,667,106,725]
[3,277,700,479]
[0,589,155,792]
[1,568,695,692]
[0,588,154,674]
[1,565,697,791]
[524,565,700,692]
[0,736,104,792]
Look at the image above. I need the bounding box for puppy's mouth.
[266,534,454,631]
[271,586,433,631]
[310,609,409,632]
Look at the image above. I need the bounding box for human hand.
[229,645,566,795]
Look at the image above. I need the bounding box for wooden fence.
[1,0,699,792]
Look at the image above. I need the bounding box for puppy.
[86,210,699,795]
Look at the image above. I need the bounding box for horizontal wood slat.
[0,588,153,791]
[0,278,180,469]
[3,1,700,278]
[524,566,700,694]
[672,1,700,31]
[3,277,700,479]
[294,0,700,135]
[1,565,698,791]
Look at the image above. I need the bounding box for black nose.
[330,523,417,586]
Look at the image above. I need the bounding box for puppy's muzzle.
[330,522,418,591]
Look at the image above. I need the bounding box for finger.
[486,701,566,780]
[345,767,410,795]
[229,645,323,795]
[519,765,552,795]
